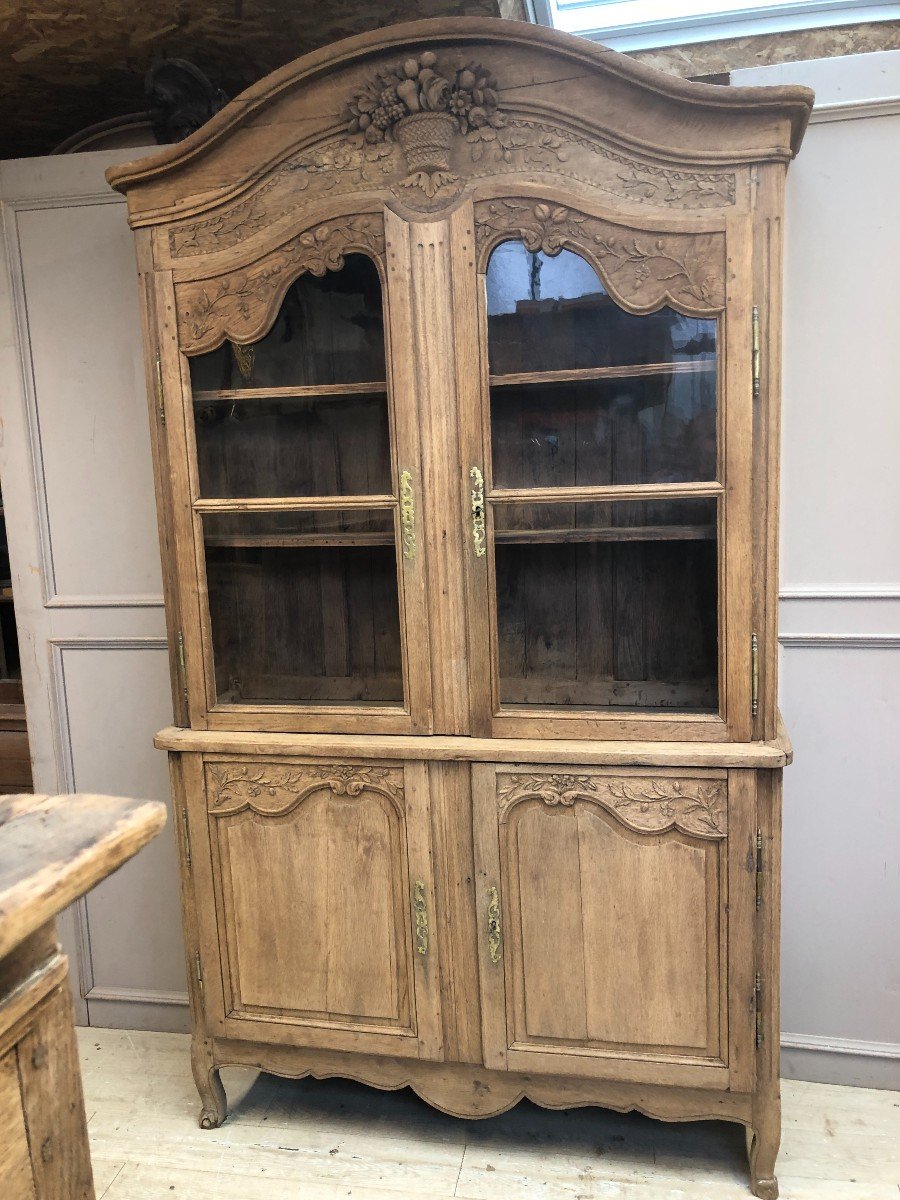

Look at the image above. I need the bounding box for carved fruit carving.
[177,213,385,354]
[347,53,503,199]
[206,761,404,817]
[474,199,725,315]
[496,772,727,838]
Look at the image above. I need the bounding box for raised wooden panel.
[197,758,442,1059]
[0,1052,35,1200]
[474,765,744,1088]
[510,802,718,1052]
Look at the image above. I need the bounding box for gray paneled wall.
[0,147,189,1032]
[737,51,900,1088]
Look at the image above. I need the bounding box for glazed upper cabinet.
[112,23,811,746]
[146,198,750,743]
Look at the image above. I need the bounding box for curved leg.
[192,1036,227,1129]
[746,1097,781,1200]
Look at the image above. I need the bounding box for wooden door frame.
[183,753,443,1061]
[459,188,754,744]
[473,761,756,1090]
[151,206,434,736]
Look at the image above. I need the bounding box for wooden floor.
[78,1028,898,1200]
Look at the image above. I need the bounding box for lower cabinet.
[472,764,756,1090]
[185,754,756,1094]
[191,757,443,1059]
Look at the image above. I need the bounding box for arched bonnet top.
[106,17,814,229]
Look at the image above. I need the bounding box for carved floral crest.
[497,772,727,838]
[347,53,503,198]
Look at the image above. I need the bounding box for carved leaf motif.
[207,761,404,817]
[167,113,736,259]
[177,214,385,352]
[496,772,727,838]
[474,199,725,315]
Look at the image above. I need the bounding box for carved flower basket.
[395,111,457,175]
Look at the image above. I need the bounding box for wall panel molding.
[778,634,900,649]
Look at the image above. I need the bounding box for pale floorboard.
[77,1029,899,1199]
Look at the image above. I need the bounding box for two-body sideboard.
[108,19,812,1197]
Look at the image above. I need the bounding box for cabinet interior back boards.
[108,19,812,1198]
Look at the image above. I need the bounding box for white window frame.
[528,0,900,51]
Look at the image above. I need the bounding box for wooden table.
[0,793,166,1199]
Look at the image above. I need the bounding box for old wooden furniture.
[0,792,165,1199]
[108,19,811,1197]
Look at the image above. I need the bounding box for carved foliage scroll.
[206,760,404,818]
[166,50,737,257]
[496,772,727,838]
[176,213,385,354]
[475,199,726,316]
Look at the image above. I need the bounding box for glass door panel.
[481,237,722,724]
[490,370,717,489]
[493,498,718,711]
[185,250,421,724]
[202,509,402,706]
[194,391,392,498]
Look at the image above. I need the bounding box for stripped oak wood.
[0,794,165,1200]
[110,17,808,1198]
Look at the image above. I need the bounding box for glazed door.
[461,196,753,742]
[189,756,442,1060]
[162,209,431,734]
[473,764,756,1089]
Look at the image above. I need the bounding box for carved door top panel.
[107,18,813,232]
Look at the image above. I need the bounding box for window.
[531,0,896,51]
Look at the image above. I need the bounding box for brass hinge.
[751,306,761,399]
[155,356,165,425]
[751,632,759,718]
[755,828,763,910]
[177,630,188,701]
[755,971,763,1048]
[195,950,204,992]
[181,807,192,871]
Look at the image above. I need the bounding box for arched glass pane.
[486,242,717,487]
[189,255,391,499]
[189,253,386,391]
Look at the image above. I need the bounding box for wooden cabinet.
[193,757,442,1059]
[0,793,165,1200]
[109,18,811,1198]
[473,766,754,1090]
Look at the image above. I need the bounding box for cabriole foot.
[192,1038,227,1129]
[747,1119,780,1199]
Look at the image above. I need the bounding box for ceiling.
[0,0,519,159]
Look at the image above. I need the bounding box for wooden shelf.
[192,381,387,403]
[494,524,715,545]
[488,360,715,389]
[194,495,396,514]
[205,532,394,549]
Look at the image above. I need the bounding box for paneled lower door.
[473,764,756,1088]
[190,756,442,1059]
